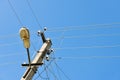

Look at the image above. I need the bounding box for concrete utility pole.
[20,28,52,80]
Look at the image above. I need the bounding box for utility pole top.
[20,28,52,80]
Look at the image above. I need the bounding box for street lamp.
[19,27,31,66]
[19,27,30,48]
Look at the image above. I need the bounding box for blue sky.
[0,0,120,80]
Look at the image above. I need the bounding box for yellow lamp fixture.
[19,27,30,48]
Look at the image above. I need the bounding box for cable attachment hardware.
[47,48,54,55]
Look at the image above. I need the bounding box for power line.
[56,56,120,59]
[0,40,120,49]
[33,68,49,80]
[0,55,120,66]
[0,31,35,39]
[47,26,120,32]
[52,33,120,40]
[43,61,50,80]
[54,63,62,80]
[0,62,20,67]
[8,0,23,25]
[47,22,120,32]
[1,51,120,59]
[26,0,43,30]
[1,56,120,67]
[0,42,20,47]
[0,39,39,47]
[56,27,68,48]
[54,61,71,80]
[0,22,120,40]
[51,54,62,80]
[46,64,59,80]
[34,59,54,80]
[37,70,49,80]
[0,52,25,58]
[0,33,18,39]
[1,32,120,40]
[0,25,120,39]
[54,44,120,50]
[1,44,118,59]
[39,59,59,80]
[51,52,69,80]
[64,33,120,39]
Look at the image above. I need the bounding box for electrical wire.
[0,42,21,47]
[49,61,62,80]
[0,32,119,47]
[0,33,19,40]
[47,26,120,32]
[0,33,119,47]
[47,22,120,32]
[34,59,54,80]
[33,68,49,80]
[0,39,40,47]
[7,0,23,26]
[0,42,120,51]
[0,22,120,40]
[0,52,25,58]
[47,26,70,80]
[0,30,36,40]
[0,56,116,65]
[45,63,59,80]
[54,44,120,50]
[26,0,43,30]
[31,40,37,52]
[1,51,120,60]
[0,55,120,67]
[43,61,50,80]
[54,61,71,80]
[50,58,62,80]
[0,32,119,41]
[0,27,120,40]
[54,63,62,80]
[0,62,20,67]
[38,70,49,80]
[52,33,120,40]
[57,27,67,48]
[50,53,62,80]
[56,56,120,59]
[29,40,39,64]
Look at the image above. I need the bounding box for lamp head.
[19,27,30,48]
